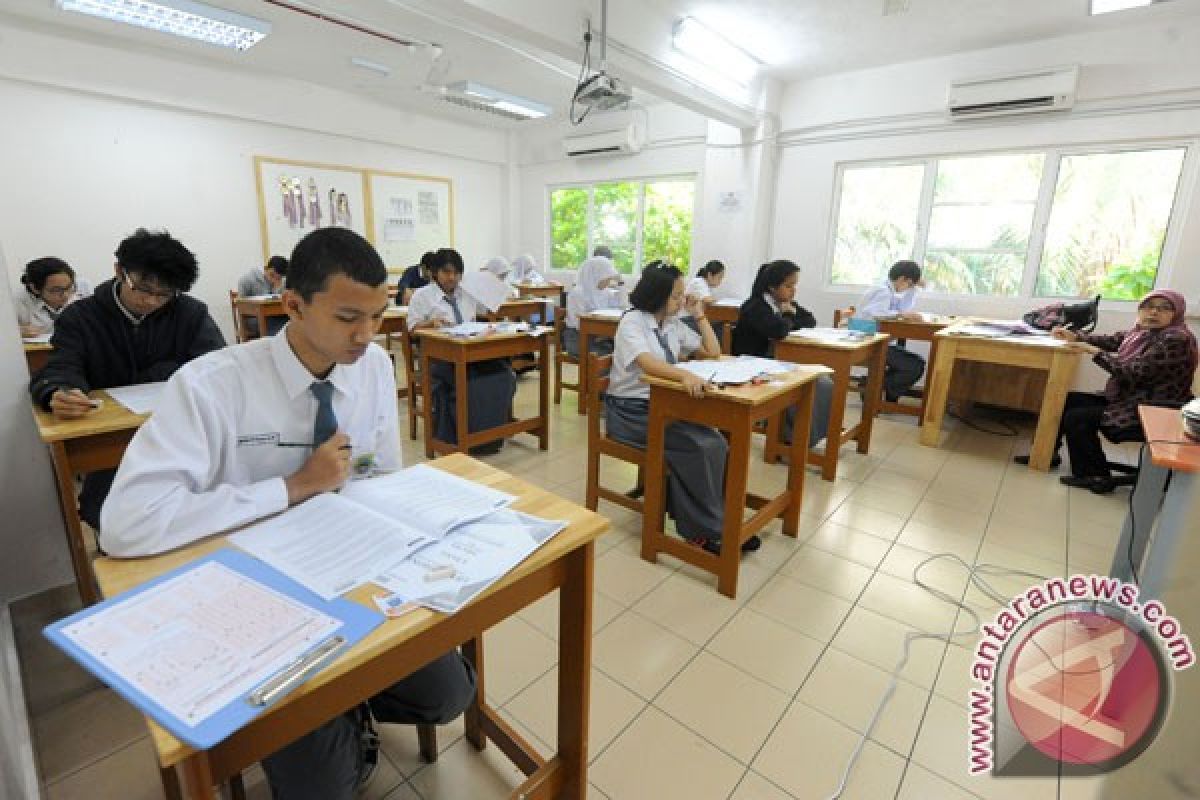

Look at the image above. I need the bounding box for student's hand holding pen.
[285,432,353,505]
[50,388,99,420]
[679,372,712,398]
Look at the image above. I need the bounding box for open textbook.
[231,465,514,600]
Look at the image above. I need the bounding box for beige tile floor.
[15,369,1141,800]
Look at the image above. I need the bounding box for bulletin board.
[253,157,369,262]
[365,170,455,273]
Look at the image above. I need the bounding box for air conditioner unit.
[562,122,645,157]
[947,65,1079,119]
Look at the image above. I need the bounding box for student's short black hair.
[21,257,75,293]
[593,245,614,259]
[697,259,725,278]
[433,248,465,274]
[114,229,198,291]
[286,227,387,301]
[888,260,921,283]
[419,250,438,271]
[750,260,800,297]
[266,255,289,276]
[629,263,683,314]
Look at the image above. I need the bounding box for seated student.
[238,255,289,336]
[854,259,926,403]
[605,263,762,554]
[30,228,225,531]
[563,251,625,357]
[1014,289,1198,493]
[731,260,833,448]
[682,259,726,336]
[408,248,516,455]
[15,257,90,338]
[396,250,434,305]
[481,256,519,300]
[99,227,475,800]
[509,253,545,285]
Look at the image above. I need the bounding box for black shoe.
[356,706,380,792]
[688,536,761,555]
[741,535,762,553]
[884,393,900,403]
[1059,475,1097,488]
[1015,454,1062,469]
[625,484,645,500]
[468,441,504,456]
[1087,477,1117,495]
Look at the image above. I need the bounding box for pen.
[247,635,347,707]
[278,442,354,450]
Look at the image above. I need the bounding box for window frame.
[545,173,699,277]
[825,141,1194,306]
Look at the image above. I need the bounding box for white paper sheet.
[60,561,340,725]
[713,297,742,307]
[674,357,796,385]
[589,308,624,319]
[106,382,167,414]
[786,328,869,344]
[460,271,512,313]
[441,321,493,337]
[230,494,433,600]
[373,509,566,613]
[22,332,52,343]
[340,464,513,538]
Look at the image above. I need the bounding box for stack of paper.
[441,321,494,337]
[590,308,625,319]
[675,357,796,386]
[787,327,868,344]
[953,320,1047,337]
[22,332,52,343]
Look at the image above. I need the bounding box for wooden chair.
[229,290,242,343]
[832,305,856,328]
[399,325,425,441]
[585,355,645,514]
[554,306,580,406]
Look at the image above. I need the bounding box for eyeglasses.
[41,284,76,298]
[123,272,178,301]
[1141,302,1174,313]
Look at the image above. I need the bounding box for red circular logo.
[1005,609,1166,767]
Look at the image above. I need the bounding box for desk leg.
[1028,351,1075,472]
[421,350,436,460]
[557,542,594,799]
[721,324,732,355]
[1139,470,1197,600]
[816,364,850,482]
[538,337,550,451]
[47,441,98,606]
[920,338,956,448]
[463,637,487,752]
[919,335,940,424]
[455,358,470,456]
[718,421,752,599]
[179,755,217,800]
[640,399,668,564]
[257,309,267,340]
[857,342,886,454]
[1110,460,1169,585]
[784,384,814,538]
[577,330,591,416]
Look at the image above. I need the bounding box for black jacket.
[30,278,226,409]
[732,294,817,357]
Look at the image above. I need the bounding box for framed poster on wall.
[254,157,369,262]
[365,170,454,273]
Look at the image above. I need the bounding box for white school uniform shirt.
[607,310,702,400]
[682,276,713,319]
[14,279,91,332]
[99,327,401,557]
[855,282,917,320]
[406,282,480,330]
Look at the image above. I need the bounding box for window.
[828,146,1188,300]
[549,178,696,275]
[1036,148,1185,300]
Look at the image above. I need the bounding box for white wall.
[0,20,510,345]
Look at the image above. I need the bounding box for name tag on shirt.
[237,433,280,447]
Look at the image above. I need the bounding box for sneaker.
[1014,454,1062,468]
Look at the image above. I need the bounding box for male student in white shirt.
[854,259,926,403]
[100,227,475,799]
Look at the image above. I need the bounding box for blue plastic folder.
[43,548,383,751]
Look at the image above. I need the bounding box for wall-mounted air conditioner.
[947,65,1079,119]
[562,122,645,157]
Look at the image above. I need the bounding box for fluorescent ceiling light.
[56,0,271,51]
[446,81,551,119]
[672,16,760,88]
[1090,0,1154,13]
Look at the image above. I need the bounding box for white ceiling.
[4,0,1199,129]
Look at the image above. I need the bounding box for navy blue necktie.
[653,329,677,364]
[444,295,464,324]
[310,381,337,446]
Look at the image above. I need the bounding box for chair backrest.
[554,306,575,359]
[588,354,613,426]
[832,305,856,328]
[399,325,421,388]
[228,290,241,343]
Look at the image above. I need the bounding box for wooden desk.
[379,307,407,336]
[576,313,621,417]
[514,283,565,304]
[873,315,954,418]
[234,296,287,341]
[24,341,53,373]
[641,367,827,598]
[32,391,149,605]
[417,329,550,458]
[484,298,550,324]
[772,333,889,481]
[706,303,740,354]
[92,454,607,800]
[919,327,1081,471]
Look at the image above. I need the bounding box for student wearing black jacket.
[732,260,833,447]
[30,229,225,529]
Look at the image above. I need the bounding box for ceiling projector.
[1182,398,1200,440]
[574,72,633,112]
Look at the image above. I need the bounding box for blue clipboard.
[43,548,383,751]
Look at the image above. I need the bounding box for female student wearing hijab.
[563,253,625,357]
[509,253,545,285]
[1014,289,1198,493]
[15,257,89,338]
[408,248,516,454]
[605,263,762,554]
[732,260,834,448]
[682,259,726,336]
[481,256,519,300]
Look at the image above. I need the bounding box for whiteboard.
[255,157,369,262]
[366,171,454,272]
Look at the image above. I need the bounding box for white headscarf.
[566,256,621,326]
[482,256,510,280]
[510,254,543,284]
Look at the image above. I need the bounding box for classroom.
[2,0,1200,798]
